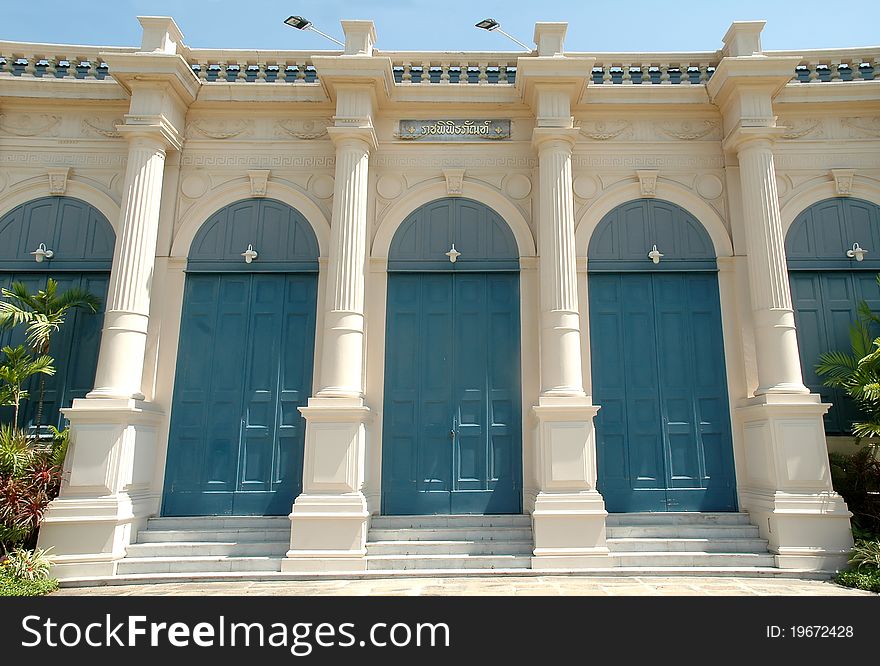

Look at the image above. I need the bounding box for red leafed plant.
[0,425,67,554]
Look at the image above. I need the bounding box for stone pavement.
[53,576,875,596]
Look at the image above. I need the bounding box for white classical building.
[1,16,878,582]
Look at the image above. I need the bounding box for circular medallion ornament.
[695,174,724,200]
[504,174,531,200]
[573,175,598,199]
[311,174,335,199]
[181,173,209,199]
[775,174,789,197]
[376,174,404,199]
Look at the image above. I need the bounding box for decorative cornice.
[116,114,184,151]
[327,125,378,151]
[722,124,789,154]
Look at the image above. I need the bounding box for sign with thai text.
[396,119,511,141]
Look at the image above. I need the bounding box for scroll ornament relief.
[656,120,720,141]
[186,119,254,140]
[0,113,61,137]
[275,118,331,140]
[778,118,823,140]
[579,121,632,141]
[841,117,880,138]
[81,118,123,138]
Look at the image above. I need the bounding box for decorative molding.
[578,121,632,141]
[179,154,335,168]
[376,174,404,199]
[372,155,537,169]
[310,174,335,199]
[841,117,880,138]
[695,173,724,200]
[636,170,659,197]
[443,168,465,196]
[773,153,880,170]
[778,118,823,140]
[572,154,725,169]
[275,118,331,140]
[81,118,124,139]
[187,119,253,140]
[180,173,209,199]
[47,167,70,195]
[656,120,720,141]
[247,169,270,197]
[0,113,61,137]
[1,152,128,168]
[831,169,856,196]
[504,174,532,200]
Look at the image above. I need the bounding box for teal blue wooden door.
[162,198,319,516]
[0,196,114,430]
[162,273,317,516]
[786,198,880,434]
[382,272,522,515]
[589,199,736,512]
[590,273,737,512]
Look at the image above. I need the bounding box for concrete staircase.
[119,516,289,575]
[365,515,533,571]
[606,513,777,569]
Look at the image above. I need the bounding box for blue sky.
[2,1,877,52]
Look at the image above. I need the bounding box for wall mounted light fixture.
[847,242,868,262]
[648,244,664,264]
[241,244,259,264]
[31,243,54,263]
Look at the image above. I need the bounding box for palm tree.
[0,279,100,431]
[816,281,880,442]
[0,346,55,431]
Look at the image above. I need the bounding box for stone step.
[606,513,753,526]
[116,556,284,575]
[365,554,532,570]
[369,515,531,529]
[611,552,777,568]
[145,516,290,531]
[607,537,769,553]
[366,540,533,556]
[136,528,291,543]
[606,525,761,539]
[126,541,289,558]
[367,527,533,542]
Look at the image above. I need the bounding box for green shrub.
[0,573,58,596]
[849,538,880,569]
[835,567,880,593]
[2,546,53,580]
[828,449,880,535]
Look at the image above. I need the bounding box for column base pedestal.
[37,399,163,579]
[283,398,370,572]
[531,490,611,569]
[737,394,853,572]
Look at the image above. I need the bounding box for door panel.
[0,272,108,430]
[162,273,316,516]
[383,272,522,515]
[791,271,880,434]
[591,272,736,512]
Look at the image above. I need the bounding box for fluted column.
[534,128,586,397]
[317,128,374,398]
[736,137,809,395]
[89,131,172,399]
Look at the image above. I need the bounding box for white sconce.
[847,242,868,262]
[241,244,258,264]
[31,243,54,263]
[446,244,461,263]
[647,244,664,264]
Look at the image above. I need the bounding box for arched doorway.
[382,197,522,515]
[0,196,114,430]
[162,198,320,517]
[786,197,880,434]
[588,199,736,512]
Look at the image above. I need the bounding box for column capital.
[327,125,378,151]
[115,114,184,151]
[722,124,788,154]
[532,126,580,151]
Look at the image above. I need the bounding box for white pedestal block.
[737,394,853,571]
[530,398,611,569]
[37,398,163,578]
[283,398,371,572]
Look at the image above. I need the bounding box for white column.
[89,132,171,399]
[284,126,376,573]
[530,128,609,570]
[316,130,372,398]
[536,131,586,397]
[736,137,809,395]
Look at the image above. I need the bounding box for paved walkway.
[53,576,874,596]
